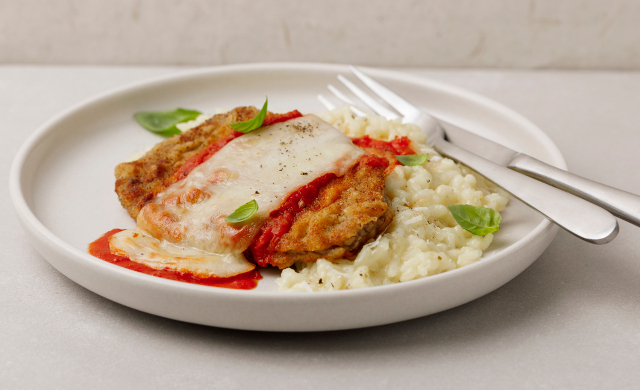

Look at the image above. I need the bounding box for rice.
[276,107,509,292]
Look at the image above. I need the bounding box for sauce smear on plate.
[89,229,262,289]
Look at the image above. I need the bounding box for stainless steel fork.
[319,66,621,244]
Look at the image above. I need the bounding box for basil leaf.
[397,154,429,166]
[448,205,501,236]
[230,98,268,133]
[225,200,259,223]
[134,108,201,137]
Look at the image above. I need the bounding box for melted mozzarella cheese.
[110,229,254,278]
[110,115,364,278]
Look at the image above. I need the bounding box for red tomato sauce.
[351,135,415,158]
[88,229,262,289]
[247,154,390,267]
[262,110,303,126]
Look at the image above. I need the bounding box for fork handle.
[433,139,619,244]
[509,154,640,227]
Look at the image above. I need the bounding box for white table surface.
[2,66,639,389]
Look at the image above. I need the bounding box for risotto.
[276,107,509,291]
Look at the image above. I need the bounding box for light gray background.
[1,0,640,69]
[2,66,640,389]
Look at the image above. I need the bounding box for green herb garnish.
[448,205,501,236]
[230,98,268,133]
[225,200,259,223]
[134,108,202,137]
[396,154,429,166]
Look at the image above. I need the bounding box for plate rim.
[9,63,560,320]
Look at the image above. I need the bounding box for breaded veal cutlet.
[114,107,394,267]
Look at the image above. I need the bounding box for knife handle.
[434,139,618,244]
[509,154,640,227]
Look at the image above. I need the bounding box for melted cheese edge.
[110,229,254,278]
[109,115,364,278]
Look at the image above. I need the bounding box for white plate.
[10,63,562,332]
